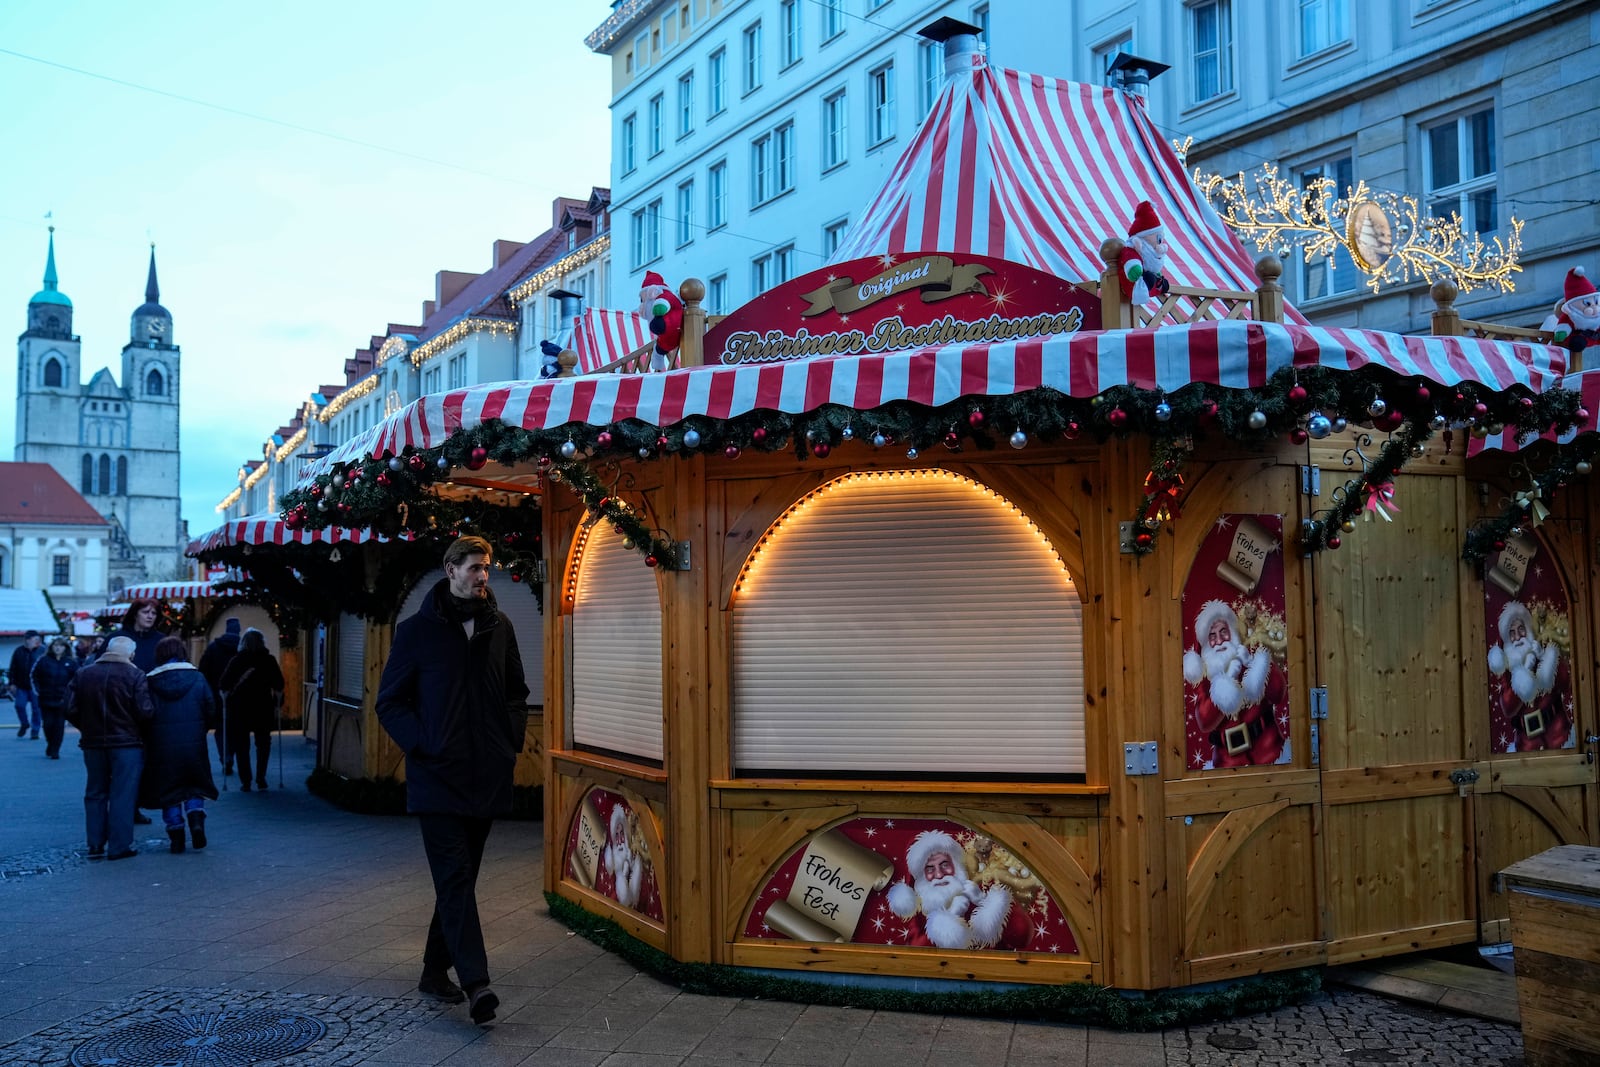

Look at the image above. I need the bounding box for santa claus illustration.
[885,830,1032,951]
[1182,600,1288,767]
[1487,600,1572,751]
[1118,200,1172,305]
[1542,266,1600,358]
[602,804,644,909]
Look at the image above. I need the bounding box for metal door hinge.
[1449,767,1481,796]
[1309,687,1329,720]
[1123,741,1158,776]
[1300,465,1321,497]
[1310,722,1320,766]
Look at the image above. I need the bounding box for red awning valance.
[187,514,383,556]
[121,581,215,602]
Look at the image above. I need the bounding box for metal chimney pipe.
[917,17,985,80]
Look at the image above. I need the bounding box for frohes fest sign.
[703,252,1100,366]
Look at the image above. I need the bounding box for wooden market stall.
[279,43,1598,993]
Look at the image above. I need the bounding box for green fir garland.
[1463,435,1600,563]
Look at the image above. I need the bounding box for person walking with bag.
[142,637,219,853]
[376,536,529,1025]
[30,635,77,759]
[66,635,154,860]
[217,629,283,792]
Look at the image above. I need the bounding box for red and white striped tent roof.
[573,309,654,374]
[188,513,386,556]
[95,602,130,622]
[829,55,1301,322]
[121,581,216,602]
[304,320,1566,474]
[1471,368,1599,455]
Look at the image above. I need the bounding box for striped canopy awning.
[121,581,216,602]
[1471,368,1599,454]
[188,513,385,556]
[303,320,1566,477]
[574,308,654,374]
[95,602,130,622]
[829,56,1298,322]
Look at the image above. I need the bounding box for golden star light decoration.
[1191,162,1524,295]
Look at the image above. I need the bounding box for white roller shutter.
[571,525,663,761]
[334,612,366,701]
[397,569,543,705]
[733,470,1084,776]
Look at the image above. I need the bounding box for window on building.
[752,252,773,294]
[681,1,691,29]
[1296,154,1358,300]
[81,453,93,494]
[1425,106,1497,234]
[677,71,695,137]
[868,62,896,146]
[743,22,762,93]
[868,0,889,9]
[145,366,165,396]
[447,353,467,390]
[709,48,727,115]
[625,50,635,76]
[918,42,942,114]
[423,366,442,394]
[752,244,796,292]
[1190,0,1234,102]
[635,31,650,69]
[823,0,845,40]
[972,3,990,47]
[117,455,128,495]
[823,217,850,257]
[621,114,637,174]
[1094,33,1133,84]
[780,0,802,67]
[632,199,663,266]
[43,357,63,388]
[98,454,111,495]
[1298,0,1348,57]
[751,121,795,205]
[52,555,70,587]
[676,180,695,247]
[648,94,664,156]
[708,160,728,229]
[822,89,848,170]
[707,273,728,314]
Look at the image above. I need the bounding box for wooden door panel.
[1175,804,1320,961]
[1323,796,1471,940]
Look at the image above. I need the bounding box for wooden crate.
[1502,846,1600,1066]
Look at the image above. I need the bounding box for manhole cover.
[71,1010,326,1066]
[1206,1031,1259,1050]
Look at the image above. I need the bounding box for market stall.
[276,45,1596,992]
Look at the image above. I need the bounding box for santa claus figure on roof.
[639,271,684,373]
[1118,200,1172,305]
[1543,266,1600,359]
[886,830,1032,951]
[1487,600,1572,751]
[1183,600,1288,767]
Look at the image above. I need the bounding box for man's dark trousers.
[418,814,494,989]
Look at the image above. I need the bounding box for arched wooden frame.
[725,805,1100,963]
[717,464,1092,610]
[558,517,665,618]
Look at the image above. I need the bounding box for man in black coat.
[197,618,242,772]
[377,536,529,1025]
[9,630,44,739]
[66,636,155,860]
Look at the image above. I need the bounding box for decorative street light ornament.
[1192,163,1523,295]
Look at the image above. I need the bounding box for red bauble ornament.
[968,409,985,428]
[645,554,659,567]
[1518,396,1534,411]
[1065,419,1082,439]
[1107,407,1128,428]
[724,444,741,459]
[285,510,303,530]
[597,431,613,448]
[1134,531,1153,548]
[310,484,323,499]
[537,455,552,469]
[376,472,391,488]
[1327,535,1342,549]
[657,435,669,449]
[466,447,488,470]
[1198,399,1219,426]
[1287,384,1308,405]
[408,454,426,473]
[944,431,962,449]
[752,426,769,445]
[1290,428,1309,445]
[812,442,831,458]
[1492,539,1506,551]
[1578,407,1592,426]
[1415,385,1431,405]
[1375,409,1404,432]
[1473,402,1489,418]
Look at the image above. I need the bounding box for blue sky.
[0,2,613,537]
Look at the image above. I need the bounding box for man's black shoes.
[468,985,499,1024]
[417,973,466,1004]
[188,811,207,850]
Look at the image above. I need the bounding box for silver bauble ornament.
[683,429,701,449]
[436,456,449,470]
[1307,413,1333,440]
[906,447,919,459]
[560,440,578,459]
[1411,443,1426,457]
[841,425,854,441]
[317,498,330,511]
[872,432,887,448]
[1367,397,1387,418]
[1247,410,1268,430]
[331,472,345,488]
[1009,430,1028,449]
[388,457,403,471]
[1331,416,1348,433]
[1154,401,1172,422]
[804,428,816,442]
[638,447,651,459]
[622,538,635,550]
[1578,460,1593,475]
[1430,414,1448,431]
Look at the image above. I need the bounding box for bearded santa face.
[1132,229,1168,276]
[1567,291,1600,330]
[916,849,976,915]
[1504,615,1540,671]
[1201,616,1247,681]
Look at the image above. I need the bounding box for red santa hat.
[1563,267,1596,310]
[905,830,966,884]
[640,270,667,292]
[1193,599,1238,646]
[1128,200,1162,240]
[1497,600,1535,645]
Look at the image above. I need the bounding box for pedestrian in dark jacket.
[29,635,77,759]
[377,536,529,1025]
[197,618,242,773]
[66,636,154,860]
[8,630,44,739]
[112,600,167,673]
[218,629,284,791]
[142,637,219,854]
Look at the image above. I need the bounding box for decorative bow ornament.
[1142,471,1185,522]
[1362,480,1400,522]
[1514,482,1550,526]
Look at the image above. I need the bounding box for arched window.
[568,524,663,762]
[43,357,63,388]
[145,367,165,396]
[116,456,129,495]
[98,454,111,495]
[81,454,94,494]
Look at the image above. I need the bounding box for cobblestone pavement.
[0,724,1523,1066]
